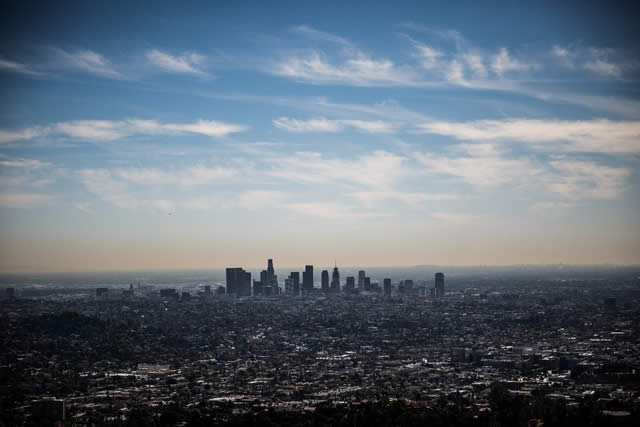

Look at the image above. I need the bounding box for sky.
[0,1,639,272]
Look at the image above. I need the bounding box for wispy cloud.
[491,48,534,76]
[546,159,630,200]
[417,119,640,154]
[462,53,488,78]
[410,39,442,69]
[271,150,409,190]
[414,150,537,188]
[273,117,393,133]
[77,169,137,208]
[0,128,48,144]
[550,45,626,78]
[0,118,248,144]
[291,25,351,47]
[584,59,621,77]
[146,49,209,77]
[273,117,342,132]
[272,50,425,87]
[264,26,637,120]
[52,48,123,78]
[115,165,235,187]
[0,58,44,76]
[0,158,52,169]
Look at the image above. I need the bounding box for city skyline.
[1,1,639,272]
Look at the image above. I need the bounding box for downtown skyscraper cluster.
[226,260,445,298]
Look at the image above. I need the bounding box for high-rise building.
[345,276,355,293]
[284,277,294,295]
[321,270,329,292]
[254,259,279,296]
[331,264,340,292]
[267,258,275,281]
[383,278,391,296]
[253,279,263,296]
[358,270,366,289]
[226,267,252,297]
[303,265,314,292]
[267,259,279,293]
[435,272,445,298]
[290,272,300,296]
[364,277,371,291]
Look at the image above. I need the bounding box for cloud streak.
[0,58,44,76]
[115,165,235,187]
[52,48,123,78]
[273,117,394,133]
[146,49,209,77]
[417,119,640,154]
[0,118,248,144]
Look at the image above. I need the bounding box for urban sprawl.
[1,261,639,426]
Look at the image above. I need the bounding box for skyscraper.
[254,259,279,296]
[290,271,300,296]
[321,270,329,292]
[284,277,294,295]
[331,264,340,292]
[226,267,252,297]
[303,265,314,292]
[383,278,391,296]
[344,276,355,293]
[267,258,274,280]
[358,270,365,289]
[435,272,445,298]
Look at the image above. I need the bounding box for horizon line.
[2,262,640,275]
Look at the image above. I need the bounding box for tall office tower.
[383,278,391,296]
[331,264,340,292]
[435,272,445,298]
[290,272,300,296]
[267,259,275,282]
[303,265,314,292]
[240,270,251,296]
[226,267,252,297]
[284,277,294,294]
[321,270,329,292]
[358,270,366,289]
[364,277,371,291]
[345,276,355,292]
[253,279,263,296]
[263,259,279,294]
[403,279,414,294]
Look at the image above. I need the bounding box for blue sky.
[1,1,639,271]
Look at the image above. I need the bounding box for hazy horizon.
[3,262,639,276]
